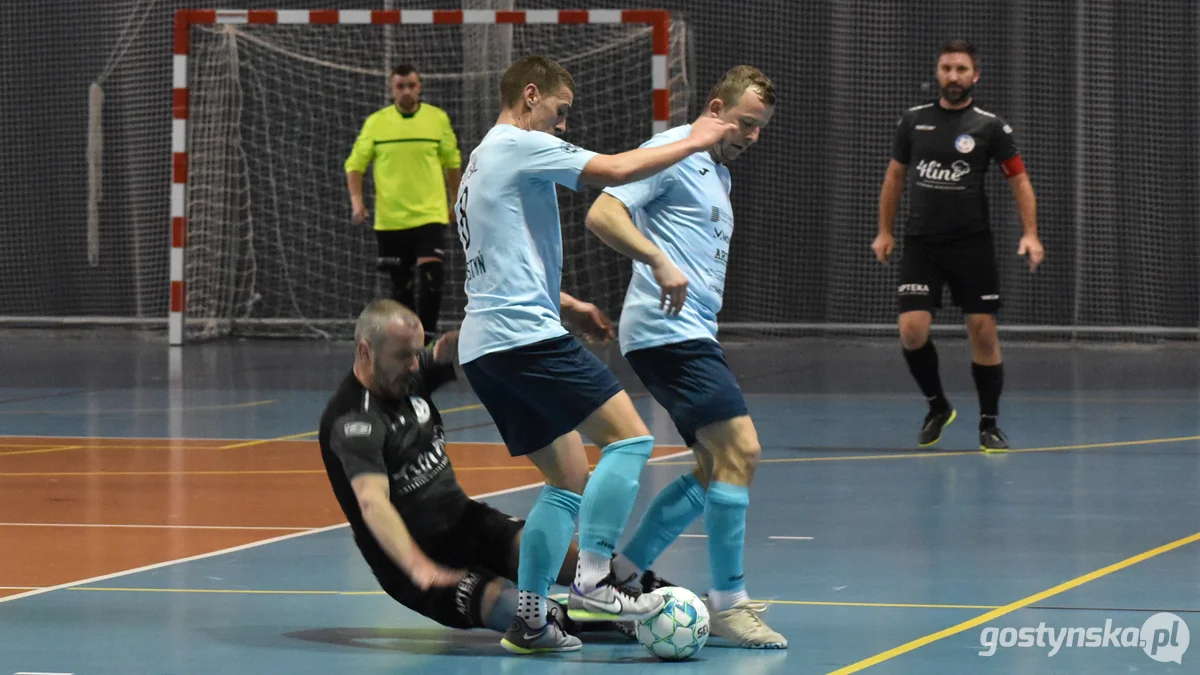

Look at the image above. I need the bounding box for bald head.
[355,299,421,350]
[353,299,424,398]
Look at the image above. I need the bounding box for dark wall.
[2,0,1196,334]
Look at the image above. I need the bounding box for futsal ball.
[634,586,710,661]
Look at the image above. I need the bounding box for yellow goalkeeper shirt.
[345,103,462,231]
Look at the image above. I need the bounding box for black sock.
[416,261,444,335]
[972,362,1003,429]
[903,340,949,412]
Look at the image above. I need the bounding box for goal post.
[168,8,680,345]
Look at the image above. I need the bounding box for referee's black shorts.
[375,223,447,271]
[357,499,524,629]
[897,230,1001,315]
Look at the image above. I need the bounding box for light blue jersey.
[454,124,599,364]
[604,124,734,354]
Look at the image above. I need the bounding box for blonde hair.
[706,65,776,108]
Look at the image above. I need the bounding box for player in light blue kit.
[585,66,787,649]
[453,55,736,654]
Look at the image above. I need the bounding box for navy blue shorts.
[461,334,625,457]
[624,339,749,447]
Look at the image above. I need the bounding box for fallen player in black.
[318,299,673,647]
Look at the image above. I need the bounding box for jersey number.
[456,186,471,252]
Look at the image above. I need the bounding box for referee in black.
[872,40,1044,452]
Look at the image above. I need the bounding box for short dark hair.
[939,40,977,69]
[499,55,574,108]
[390,64,419,80]
[706,65,776,108]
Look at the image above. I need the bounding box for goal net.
[172,9,691,344]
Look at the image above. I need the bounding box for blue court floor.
[1,332,1198,674]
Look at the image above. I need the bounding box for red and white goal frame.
[168,8,671,345]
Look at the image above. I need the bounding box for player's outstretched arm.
[873,159,908,264]
[351,473,465,590]
[579,116,737,188]
[1007,172,1043,271]
[586,194,689,316]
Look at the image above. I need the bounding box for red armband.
[1000,155,1026,178]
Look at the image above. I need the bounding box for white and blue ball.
[634,586,710,660]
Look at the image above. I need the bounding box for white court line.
[678,534,708,538]
[16,672,74,674]
[0,522,313,531]
[0,449,694,605]
[769,536,814,540]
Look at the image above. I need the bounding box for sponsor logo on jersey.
[410,396,431,425]
[393,430,449,494]
[343,421,372,437]
[915,159,972,183]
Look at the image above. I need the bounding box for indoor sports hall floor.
[1,332,1197,674]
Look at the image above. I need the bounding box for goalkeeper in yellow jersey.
[346,64,462,341]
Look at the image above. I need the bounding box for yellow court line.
[0,445,85,457]
[652,434,1200,468]
[825,530,1200,674]
[0,432,1190,475]
[44,588,1001,607]
[0,462,637,478]
[653,450,980,467]
[47,589,1176,616]
[61,588,994,604]
[765,599,998,611]
[0,444,235,453]
[214,404,483,450]
[0,469,326,478]
[441,403,484,414]
[71,587,351,596]
[1010,434,1200,454]
[0,399,278,416]
[218,431,319,450]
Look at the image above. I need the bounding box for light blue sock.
[577,435,655,559]
[705,481,750,593]
[517,485,582,600]
[621,472,707,571]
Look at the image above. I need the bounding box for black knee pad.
[420,570,495,630]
